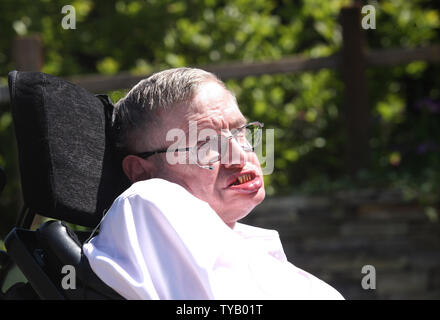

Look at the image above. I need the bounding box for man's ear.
[122,155,155,183]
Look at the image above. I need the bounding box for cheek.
[249,154,264,174]
[156,163,189,186]
[169,165,218,195]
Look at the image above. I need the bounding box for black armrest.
[4,221,124,300]
[36,221,124,300]
[4,228,64,299]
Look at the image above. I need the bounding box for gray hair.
[112,67,225,154]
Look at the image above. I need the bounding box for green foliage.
[0,0,440,237]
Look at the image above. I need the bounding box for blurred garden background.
[0,0,439,299]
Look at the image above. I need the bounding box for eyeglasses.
[134,121,264,170]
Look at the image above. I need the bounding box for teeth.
[237,174,252,184]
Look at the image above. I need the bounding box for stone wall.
[241,190,440,300]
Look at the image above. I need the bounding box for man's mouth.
[228,172,256,187]
[230,173,254,186]
[225,171,262,193]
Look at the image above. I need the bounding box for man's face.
[151,81,265,227]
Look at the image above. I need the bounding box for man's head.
[113,67,265,227]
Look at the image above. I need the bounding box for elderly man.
[83,67,344,300]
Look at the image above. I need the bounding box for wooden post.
[12,34,43,71]
[340,4,370,175]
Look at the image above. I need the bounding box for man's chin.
[233,186,265,204]
[219,190,265,225]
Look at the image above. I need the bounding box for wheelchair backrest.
[8,71,130,227]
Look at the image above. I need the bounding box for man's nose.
[222,138,247,168]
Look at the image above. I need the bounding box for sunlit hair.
[112,67,226,154]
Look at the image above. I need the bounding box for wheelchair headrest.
[8,71,130,227]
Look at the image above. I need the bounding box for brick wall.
[241,190,440,300]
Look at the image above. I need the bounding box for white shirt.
[83,178,344,300]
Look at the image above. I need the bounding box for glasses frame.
[134,121,264,165]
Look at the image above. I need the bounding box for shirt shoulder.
[233,223,288,262]
[118,178,190,201]
[114,178,215,216]
[233,222,280,239]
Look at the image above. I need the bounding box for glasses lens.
[243,123,262,149]
[196,123,262,165]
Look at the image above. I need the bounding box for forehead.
[165,81,246,131]
[188,81,246,128]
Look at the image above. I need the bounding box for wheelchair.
[0,71,131,299]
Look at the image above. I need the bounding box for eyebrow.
[196,116,248,132]
[230,116,248,129]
